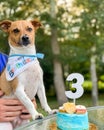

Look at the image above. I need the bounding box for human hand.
[0,98,23,122]
[0,90,37,121]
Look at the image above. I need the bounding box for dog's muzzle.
[20,35,30,46]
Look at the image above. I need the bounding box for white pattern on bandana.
[6,53,44,81]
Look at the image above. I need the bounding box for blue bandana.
[6,53,44,81]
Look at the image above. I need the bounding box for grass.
[36,93,104,116]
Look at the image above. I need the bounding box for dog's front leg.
[14,83,43,120]
[37,84,57,114]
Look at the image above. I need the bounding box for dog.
[0,19,56,129]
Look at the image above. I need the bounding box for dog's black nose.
[22,35,29,41]
[22,35,30,46]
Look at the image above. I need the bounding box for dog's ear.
[0,20,12,32]
[31,19,42,30]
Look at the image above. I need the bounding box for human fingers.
[20,112,31,120]
[1,105,23,112]
[0,115,19,122]
[0,111,21,122]
[1,111,21,118]
[20,107,31,119]
[0,99,23,112]
[1,99,22,106]
[0,105,22,122]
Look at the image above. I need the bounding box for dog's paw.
[49,109,58,115]
[33,113,44,120]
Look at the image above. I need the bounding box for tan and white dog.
[0,19,56,129]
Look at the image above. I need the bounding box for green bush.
[83,80,104,93]
[83,81,92,93]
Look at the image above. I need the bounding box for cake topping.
[76,105,87,114]
[63,102,76,114]
[59,102,87,114]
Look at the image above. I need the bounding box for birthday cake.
[57,102,89,130]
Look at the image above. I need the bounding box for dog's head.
[0,19,42,47]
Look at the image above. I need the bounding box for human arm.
[0,90,37,121]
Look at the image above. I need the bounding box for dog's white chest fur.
[17,60,43,99]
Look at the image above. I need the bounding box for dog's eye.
[13,28,20,33]
[27,27,32,32]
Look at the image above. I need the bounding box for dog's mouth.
[18,35,31,46]
[18,41,30,46]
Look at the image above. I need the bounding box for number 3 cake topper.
[65,73,84,104]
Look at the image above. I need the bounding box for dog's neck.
[9,44,36,55]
